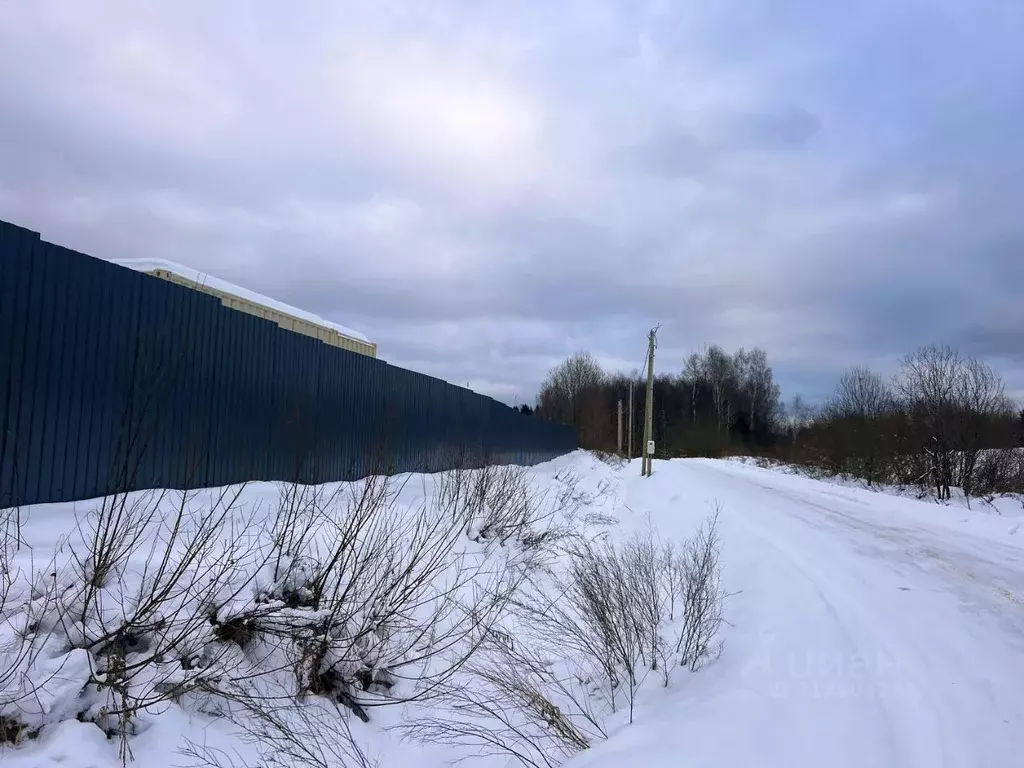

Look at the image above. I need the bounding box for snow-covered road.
[572,458,1024,768]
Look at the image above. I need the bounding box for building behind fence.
[115,257,380,358]
[0,219,577,508]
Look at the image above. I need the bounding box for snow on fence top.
[113,258,372,345]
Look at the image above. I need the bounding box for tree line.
[533,345,783,458]
[532,344,1024,497]
[787,346,1024,498]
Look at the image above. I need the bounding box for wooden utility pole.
[617,398,623,455]
[642,326,658,477]
[628,381,634,460]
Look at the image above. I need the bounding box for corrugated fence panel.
[0,223,37,508]
[248,309,275,483]
[101,256,147,496]
[0,219,577,507]
[217,304,260,486]
[66,247,104,501]
[208,288,235,488]
[345,351,366,479]
[40,246,80,501]
[317,343,341,481]
[236,310,264,482]
[162,276,198,490]
[0,224,13,506]
[131,257,174,492]
[16,232,51,505]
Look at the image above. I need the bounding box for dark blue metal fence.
[0,220,577,507]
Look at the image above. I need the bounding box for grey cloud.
[611,106,819,179]
[718,107,821,150]
[959,328,1024,365]
[1,0,1022,405]
[614,131,710,178]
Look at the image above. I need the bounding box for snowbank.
[1,452,728,768]
[729,457,1024,543]
[6,452,1024,767]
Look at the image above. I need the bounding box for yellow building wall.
[147,269,378,358]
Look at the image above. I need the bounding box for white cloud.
[327,42,545,195]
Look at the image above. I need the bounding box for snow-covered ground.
[3,453,1023,767]
[569,457,1024,768]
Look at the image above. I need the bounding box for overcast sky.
[1,1,1022,406]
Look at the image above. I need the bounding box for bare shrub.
[0,520,57,746]
[566,537,646,720]
[974,449,1024,498]
[4,456,699,768]
[2,458,535,764]
[175,463,545,768]
[550,470,619,538]
[591,451,626,468]
[444,464,615,578]
[507,508,727,730]
[400,636,604,768]
[621,523,669,681]
[181,691,379,768]
[47,486,263,762]
[209,470,527,726]
[674,509,725,671]
[457,464,539,545]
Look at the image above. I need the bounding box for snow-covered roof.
[112,258,371,344]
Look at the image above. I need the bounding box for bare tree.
[825,367,895,485]
[786,395,816,433]
[683,349,707,426]
[896,346,1010,499]
[952,358,1013,497]
[896,345,963,498]
[704,346,735,434]
[736,348,779,435]
[533,343,785,457]
[537,352,606,448]
[835,367,891,418]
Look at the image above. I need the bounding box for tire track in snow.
[683,459,1024,767]
[681,462,947,767]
